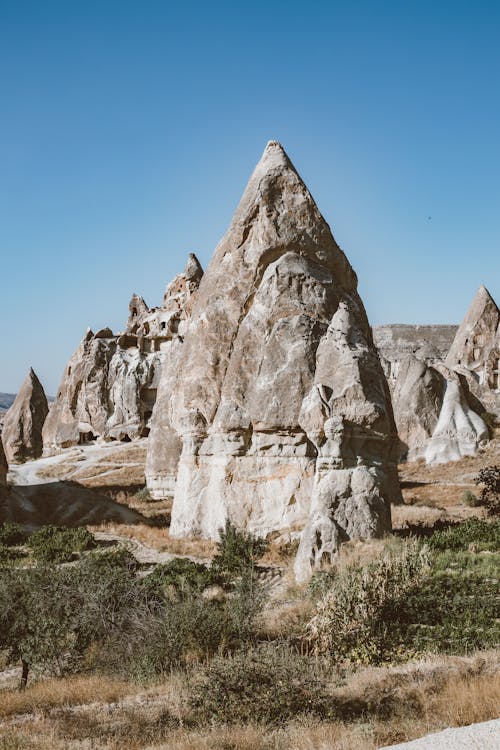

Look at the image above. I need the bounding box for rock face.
[446,285,500,412]
[392,355,488,464]
[146,141,401,580]
[373,325,458,386]
[42,255,203,452]
[2,369,49,463]
[0,438,7,486]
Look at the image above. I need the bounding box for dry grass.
[87,521,217,558]
[0,674,136,718]
[0,652,498,749]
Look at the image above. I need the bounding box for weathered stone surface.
[424,369,489,465]
[373,325,458,386]
[2,369,49,463]
[42,256,203,453]
[391,354,488,465]
[146,141,401,581]
[445,285,500,413]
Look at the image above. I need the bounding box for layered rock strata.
[146,141,402,580]
[43,255,203,452]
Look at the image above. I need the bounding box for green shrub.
[308,540,430,663]
[190,643,334,725]
[427,518,500,552]
[30,526,95,564]
[475,466,500,517]
[135,487,153,502]
[211,520,268,581]
[462,490,480,507]
[0,523,27,546]
[145,557,214,597]
[391,550,500,655]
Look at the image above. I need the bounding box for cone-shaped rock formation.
[2,369,49,463]
[146,141,401,580]
[446,285,500,398]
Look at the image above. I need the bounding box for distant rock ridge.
[146,140,402,581]
[42,254,203,452]
[2,369,49,463]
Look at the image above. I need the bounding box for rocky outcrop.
[391,356,446,461]
[146,140,401,580]
[446,285,500,412]
[424,371,489,464]
[2,369,49,463]
[43,255,203,452]
[392,355,488,464]
[373,325,458,386]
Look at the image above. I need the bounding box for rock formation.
[2,369,49,463]
[42,254,203,452]
[0,438,7,486]
[446,285,500,412]
[374,287,499,466]
[146,140,402,580]
[392,355,488,464]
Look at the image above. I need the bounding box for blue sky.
[1,0,499,394]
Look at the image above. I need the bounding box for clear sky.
[1,0,499,394]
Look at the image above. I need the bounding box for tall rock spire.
[2,368,49,463]
[147,141,402,580]
[446,285,500,390]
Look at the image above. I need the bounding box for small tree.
[475,465,500,516]
[211,519,268,580]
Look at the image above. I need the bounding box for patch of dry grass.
[0,652,498,749]
[0,674,136,718]
[88,522,216,558]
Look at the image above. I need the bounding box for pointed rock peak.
[184,253,203,282]
[475,284,499,310]
[252,139,296,179]
[26,368,43,388]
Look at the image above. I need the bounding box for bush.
[189,643,334,725]
[475,466,500,516]
[135,487,153,502]
[462,490,480,507]
[0,523,27,547]
[427,518,500,552]
[30,526,95,564]
[145,557,214,598]
[211,520,268,581]
[308,540,430,663]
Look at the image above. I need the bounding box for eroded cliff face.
[1,369,48,463]
[42,255,203,453]
[146,141,401,580]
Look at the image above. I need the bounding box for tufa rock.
[43,254,203,452]
[146,140,401,581]
[2,369,49,462]
[446,285,500,411]
[392,355,488,464]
